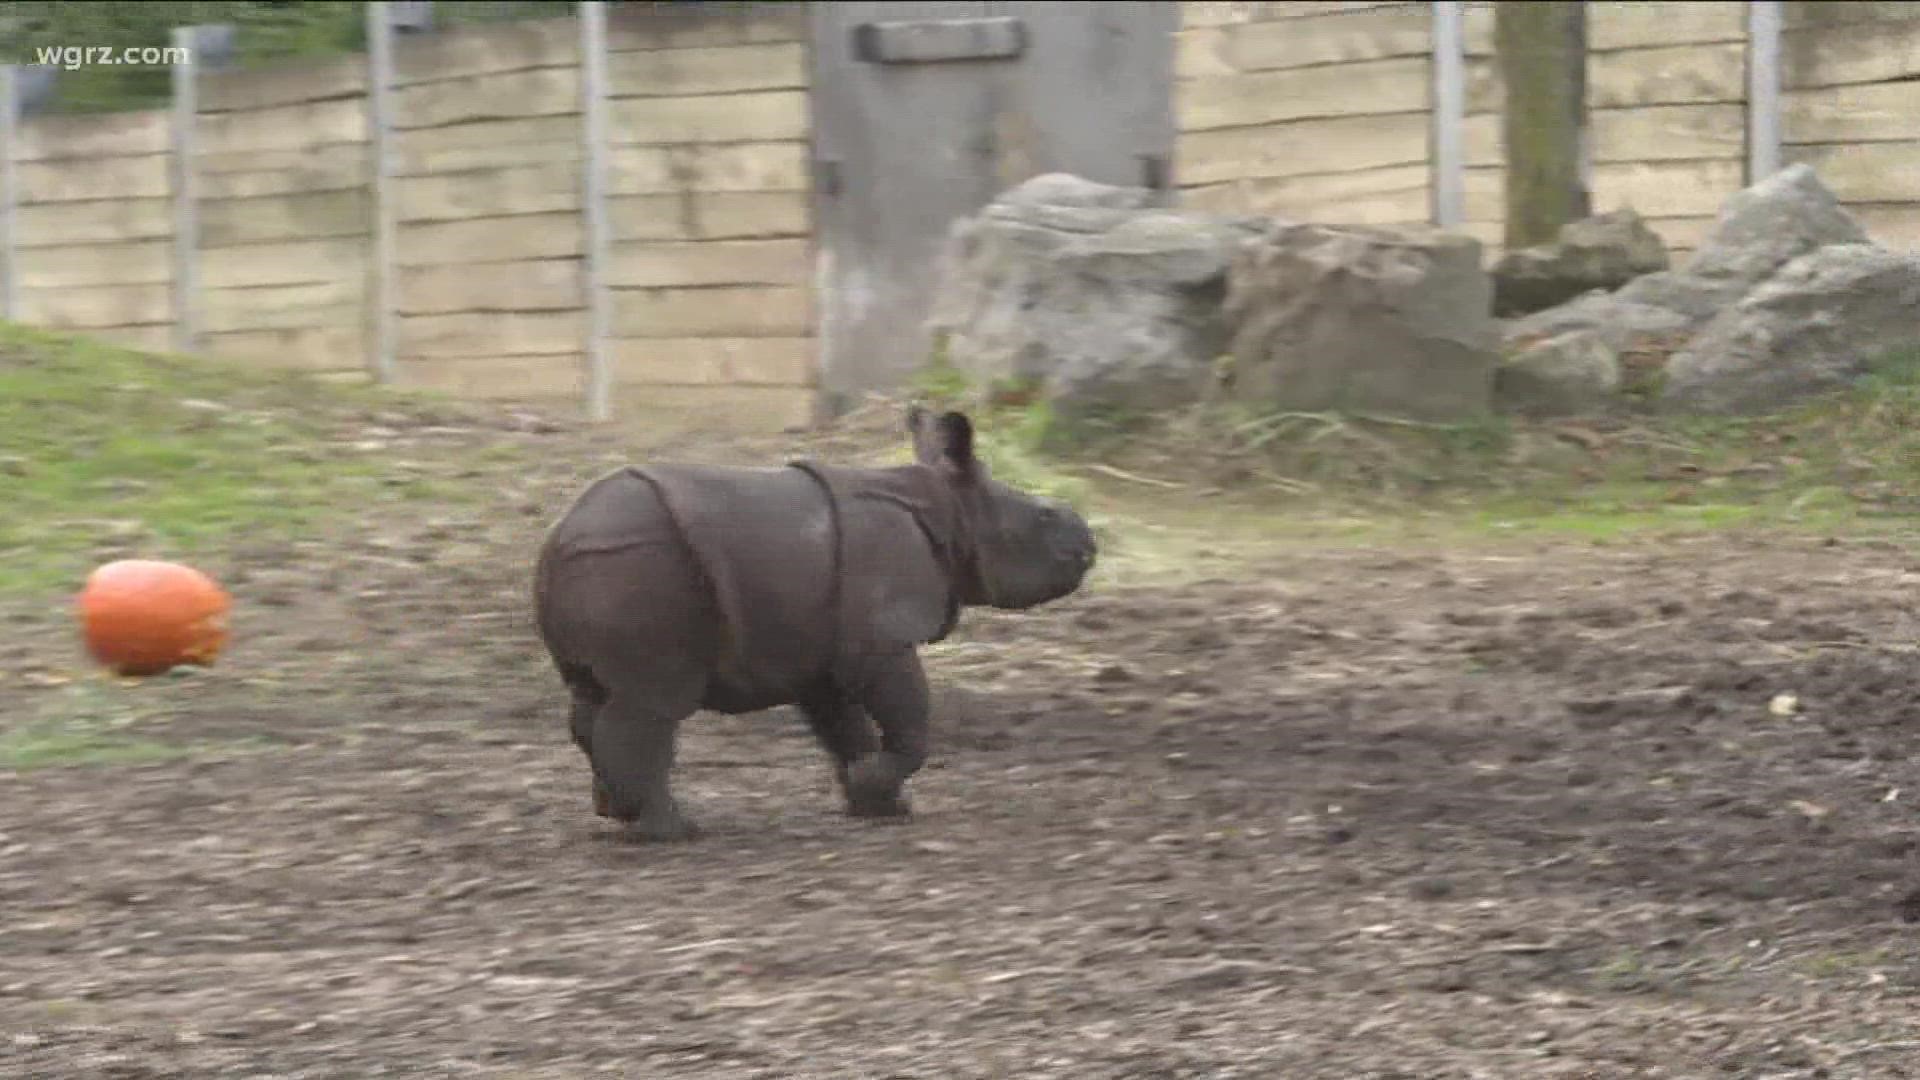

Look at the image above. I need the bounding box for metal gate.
[807,1,1180,415]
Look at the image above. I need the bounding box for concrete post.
[1430,1,1466,229]
[580,1,614,424]
[1746,1,1783,184]
[366,1,400,384]
[0,67,18,323]
[169,27,200,354]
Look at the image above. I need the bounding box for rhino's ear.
[911,408,978,481]
[932,410,978,481]
[907,403,937,463]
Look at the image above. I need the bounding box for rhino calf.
[532,406,1098,841]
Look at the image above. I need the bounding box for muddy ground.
[6,410,1920,1079]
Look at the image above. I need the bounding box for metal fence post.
[366,1,400,384]
[169,27,200,354]
[1430,1,1466,228]
[1746,0,1783,184]
[0,67,18,323]
[580,0,613,424]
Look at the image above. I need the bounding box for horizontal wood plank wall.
[11,109,177,352]
[1176,2,1438,232]
[195,54,372,377]
[1195,2,1914,266]
[5,10,822,432]
[389,16,587,406]
[1780,0,1920,251]
[1582,0,1750,262]
[603,5,815,433]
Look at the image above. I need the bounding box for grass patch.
[0,673,262,770]
[0,717,188,770]
[0,322,515,596]
[1797,949,1892,981]
[1072,348,1920,548]
[902,358,1093,502]
[894,342,1920,567]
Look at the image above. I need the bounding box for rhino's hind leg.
[842,650,932,821]
[796,690,884,815]
[558,664,613,818]
[591,690,698,843]
[578,700,614,821]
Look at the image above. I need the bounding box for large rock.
[1494,287,1694,417]
[1492,209,1670,317]
[926,173,1264,422]
[1494,329,1623,417]
[1660,244,1920,414]
[1684,161,1870,289]
[1507,288,1693,351]
[1497,164,1872,416]
[1224,221,1498,422]
[993,171,1155,212]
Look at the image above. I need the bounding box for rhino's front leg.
[797,691,882,811]
[843,649,931,820]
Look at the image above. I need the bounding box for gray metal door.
[808,1,1179,414]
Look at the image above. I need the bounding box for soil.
[6,408,1920,1079]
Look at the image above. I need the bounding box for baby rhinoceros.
[532,405,1098,841]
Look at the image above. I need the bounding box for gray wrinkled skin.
[532,406,1098,841]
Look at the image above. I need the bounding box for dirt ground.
[6,410,1920,1079]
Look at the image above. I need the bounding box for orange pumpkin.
[76,560,233,677]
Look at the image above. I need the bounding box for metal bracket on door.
[1139,154,1170,192]
[814,157,843,198]
[852,17,1027,64]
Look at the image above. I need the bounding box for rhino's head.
[908,405,1097,610]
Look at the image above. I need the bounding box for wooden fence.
[1174,0,1920,263]
[1,2,1917,431]
[0,3,816,433]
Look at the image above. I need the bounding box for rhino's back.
[540,463,842,711]
[542,465,684,560]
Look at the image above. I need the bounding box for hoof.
[847,797,913,821]
[591,780,614,819]
[626,811,699,844]
[845,784,912,820]
[844,756,912,820]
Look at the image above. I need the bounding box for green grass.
[902,344,1920,575]
[0,671,267,770]
[9,320,1920,763]
[0,320,523,768]
[0,723,186,769]
[1796,949,1893,981]
[0,322,494,595]
[1447,348,1920,543]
